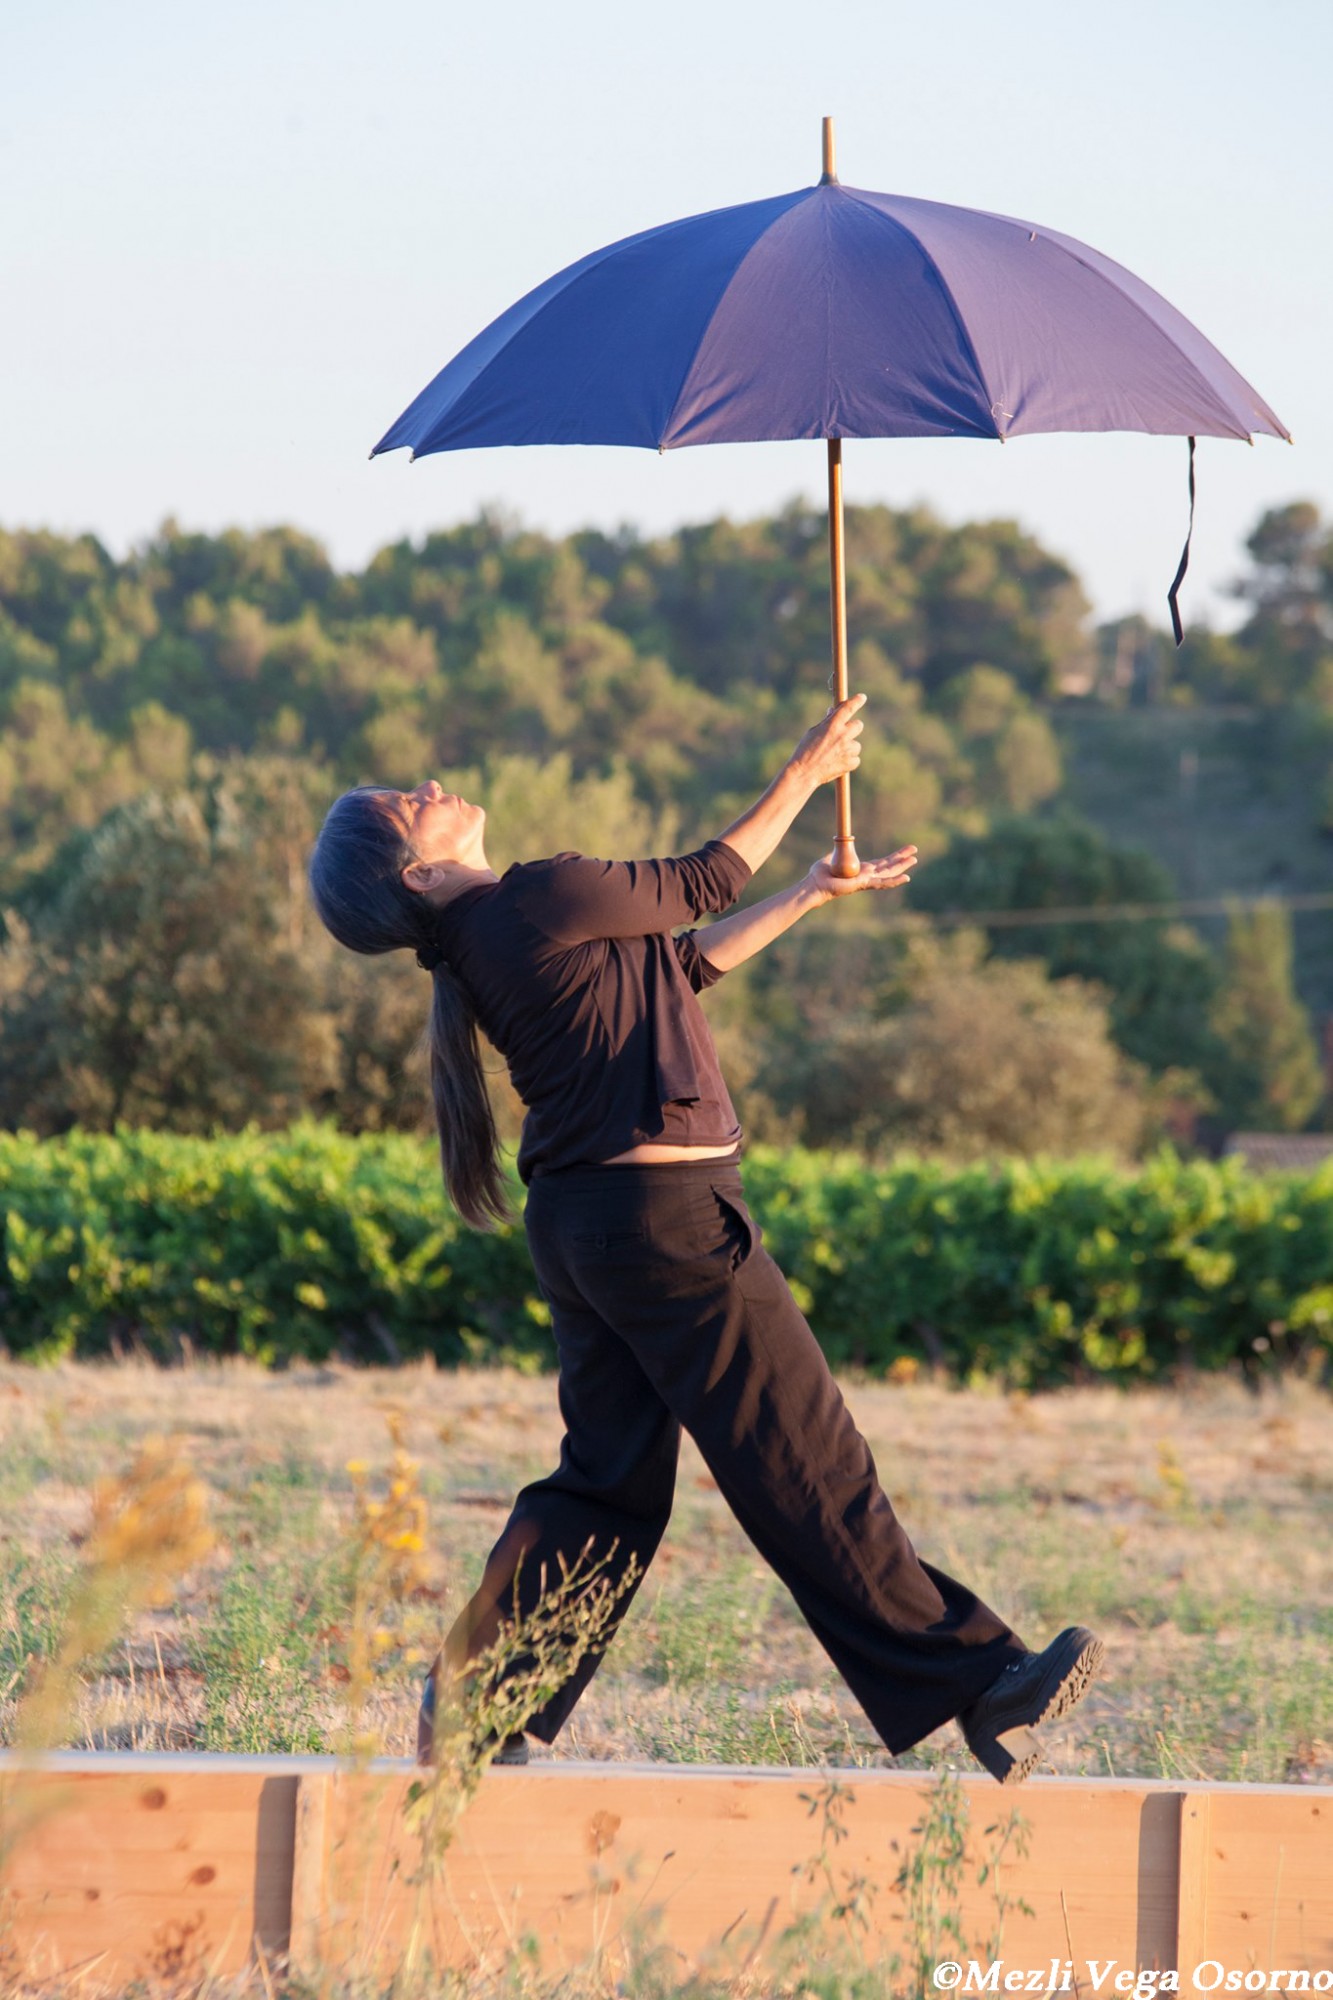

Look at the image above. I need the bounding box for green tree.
[752,930,1150,1160]
[458,752,678,871]
[203,756,439,1137]
[907,813,1221,1083]
[0,789,331,1133]
[935,666,1063,813]
[138,520,338,624]
[0,681,140,888]
[1231,501,1333,704]
[1209,904,1324,1132]
[578,501,1091,704]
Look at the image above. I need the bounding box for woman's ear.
[401,857,442,895]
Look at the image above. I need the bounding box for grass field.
[2,1358,1329,1787]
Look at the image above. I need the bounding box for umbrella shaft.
[827,439,859,877]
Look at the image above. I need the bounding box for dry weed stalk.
[341,1409,430,1761]
[15,1435,214,1756]
[1,1435,215,1979]
[394,1548,641,1991]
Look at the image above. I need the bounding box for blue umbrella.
[373,122,1289,873]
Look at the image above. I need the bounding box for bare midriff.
[598,1141,741,1166]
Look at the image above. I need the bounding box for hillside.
[1057,703,1333,1013]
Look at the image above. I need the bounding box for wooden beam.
[288,1771,329,1978]
[3,1756,1331,1986]
[0,1755,298,1983]
[320,1765,1182,1978]
[1176,1790,1212,1974]
[1187,1789,1333,1974]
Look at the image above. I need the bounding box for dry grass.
[1,1358,1330,1784]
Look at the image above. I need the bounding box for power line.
[899,889,1333,931]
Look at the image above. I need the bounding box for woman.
[308,695,1103,1784]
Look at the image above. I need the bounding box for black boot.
[958,1627,1105,1785]
[416,1667,528,1768]
[416,1664,438,1766]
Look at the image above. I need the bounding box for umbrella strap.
[1167,435,1197,647]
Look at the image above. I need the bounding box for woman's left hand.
[808,846,918,900]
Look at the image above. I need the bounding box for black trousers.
[444,1160,1025,1755]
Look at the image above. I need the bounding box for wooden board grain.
[3,1756,1331,1985]
[1177,1791,1212,1976]
[1,1758,297,1983]
[1186,1790,1333,1976]
[311,1767,1180,1978]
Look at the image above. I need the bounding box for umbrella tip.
[820,115,838,185]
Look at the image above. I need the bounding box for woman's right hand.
[718,695,868,877]
[787,694,867,789]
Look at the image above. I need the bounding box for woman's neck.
[423,860,499,909]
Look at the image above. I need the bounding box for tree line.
[0,498,1329,1160]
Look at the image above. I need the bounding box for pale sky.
[4,0,1330,632]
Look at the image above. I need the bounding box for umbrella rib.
[1002,202,1291,438]
[409,230,677,455]
[923,196,1263,441]
[996,220,1257,437]
[840,188,1002,438]
[658,190,822,448]
[374,234,634,457]
[412,190,815,457]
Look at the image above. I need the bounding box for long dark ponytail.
[307,788,510,1230]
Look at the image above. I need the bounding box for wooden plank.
[312,1768,1182,1978]
[289,1772,330,1977]
[1176,1790,1211,1975]
[4,1757,1331,1985]
[1191,1790,1333,1977]
[0,1760,297,1984]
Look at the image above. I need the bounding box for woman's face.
[386,780,488,870]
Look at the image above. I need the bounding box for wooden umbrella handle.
[826,438,860,879]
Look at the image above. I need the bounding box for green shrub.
[741,1147,1333,1384]
[1,1126,1330,1384]
[0,1123,544,1368]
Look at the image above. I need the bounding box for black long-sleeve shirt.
[432,839,753,1182]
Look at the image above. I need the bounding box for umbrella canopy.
[373,125,1289,874]
[372,182,1288,459]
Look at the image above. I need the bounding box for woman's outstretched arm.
[692,845,917,975]
[715,695,868,876]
